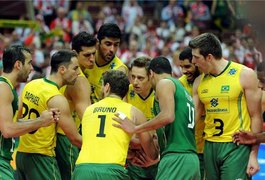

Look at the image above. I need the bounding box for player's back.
[76,97,132,166]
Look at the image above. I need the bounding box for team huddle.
[0,23,264,180]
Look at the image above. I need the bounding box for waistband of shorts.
[76,163,125,170]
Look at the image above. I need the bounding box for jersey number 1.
[97,115,106,137]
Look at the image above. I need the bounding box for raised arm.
[48,95,82,148]
[113,79,175,134]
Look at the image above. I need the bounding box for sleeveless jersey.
[163,77,196,155]
[155,78,197,156]
[57,67,86,135]
[84,53,128,104]
[179,75,205,154]
[179,75,193,95]
[0,77,18,160]
[198,61,251,142]
[76,97,132,166]
[17,78,61,156]
[127,84,155,120]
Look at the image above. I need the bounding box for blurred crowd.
[0,0,263,79]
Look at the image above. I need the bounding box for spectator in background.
[50,7,71,43]
[120,39,146,67]
[33,0,56,26]
[15,15,32,42]
[129,16,147,50]
[243,37,263,70]
[122,0,143,35]
[188,0,211,30]
[211,0,235,31]
[68,1,93,25]
[156,20,171,41]
[72,14,94,36]
[161,0,184,28]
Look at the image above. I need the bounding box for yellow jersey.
[198,61,251,142]
[57,67,86,134]
[76,97,132,166]
[84,53,128,104]
[18,78,61,156]
[127,84,155,120]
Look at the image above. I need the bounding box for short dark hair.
[189,33,222,59]
[149,56,172,75]
[102,70,129,98]
[130,56,151,73]
[2,45,31,73]
[97,23,122,42]
[179,47,192,62]
[71,31,97,53]
[50,50,77,74]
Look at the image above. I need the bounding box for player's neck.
[107,94,122,100]
[2,72,18,87]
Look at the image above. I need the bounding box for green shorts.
[16,152,61,180]
[156,152,200,180]
[127,161,158,180]
[204,141,251,180]
[198,153,205,180]
[72,163,130,180]
[55,133,79,180]
[0,157,14,180]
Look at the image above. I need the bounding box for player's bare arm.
[241,67,263,176]
[65,76,92,119]
[0,83,58,138]
[48,95,82,148]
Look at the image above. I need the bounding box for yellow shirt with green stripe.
[76,97,132,166]
[198,61,251,142]
[57,67,85,135]
[18,78,61,156]
[126,84,155,120]
[84,53,128,104]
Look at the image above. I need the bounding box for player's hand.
[112,112,136,135]
[51,108,60,122]
[130,149,159,167]
[247,153,260,176]
[39,108,60,127]
[232,131,257,145]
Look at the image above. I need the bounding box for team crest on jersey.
[228,68,237,75]
[110,62,116,69]
[201,89,208,94]
[130,90,135,97]
[221,85,230,93]
[210,98,219,107]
